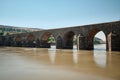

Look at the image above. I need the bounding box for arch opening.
[26,33,35,47]
[87,28,106,50]
[93,31,107,68]
[73,35,77,50]
[48,35,56,49]
[15,35,22,47]
[64,31,75,49]
[41,32,56,48]
[56,36,63,49]
[94,31,106,50]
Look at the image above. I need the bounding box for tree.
[73,35,77,45]
[94,37,101,44]
[0,30,4,36]
[48,35,55,44]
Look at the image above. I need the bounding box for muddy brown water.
[0,45,120,80]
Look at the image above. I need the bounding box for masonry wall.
[1,21,120,51]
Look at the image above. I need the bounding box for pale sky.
[0,0,120,40]
[0,0,120,29]
[95,31,106,41]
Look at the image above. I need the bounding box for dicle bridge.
[1,21,120,51]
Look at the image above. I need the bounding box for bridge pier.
[40,40,50,48]
[107,32,112,51]
[78,35,86,50]
[56,36,63,49]
[111,32,120,51]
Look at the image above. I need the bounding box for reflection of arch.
[94,50,107,68]
[56,36,63,49]
[73,50,78,64]
[48,49,56,64]
[64,31,75,49]
[87,28,106,50]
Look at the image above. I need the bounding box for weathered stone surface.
[1,21,120,51]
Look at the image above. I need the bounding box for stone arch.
[86,28,106,50]
[56,36,63,49]
[41,32,51,41]
[15,35,22,42]
[27,33,35,41]
[63,31,75,49]
[110,31,120,51]
[15,35,22,47]
[94,31,106,48]
[26,33,35,47]
[40,32,56,48]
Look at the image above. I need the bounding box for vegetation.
[48,35,56,44]
[0,30,4,36]
[73,35,77,45]
[0,28,29,36]
[94,37,106,44]
[0,25,42,36]
[0,30,10,36]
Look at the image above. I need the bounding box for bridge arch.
[56,36,63,49]
[15,35,22,47]
[86,28,106,50]
[5,36,14,46]
[2,21,119,51]
[94,31,106,50]
[63,31,75,49]
[26,33,35,47]
[40,32,56,48]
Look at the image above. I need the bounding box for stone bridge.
[1,21,120,51]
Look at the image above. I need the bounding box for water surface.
[0,45,120,80]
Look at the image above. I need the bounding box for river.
[0,44,120,80]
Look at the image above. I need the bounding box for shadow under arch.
[56,36,63,49]
[26,33,35,47]
[63,31,75,49]
[87,28,106,50]
[15,35,22,47]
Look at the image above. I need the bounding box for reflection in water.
[0,46,120,80]
[33,48,37,53]
[94,44,106,50]
[73,49,78,64]
[94,44,107,68]
[48,45,56,64]
[73,45,77,50]
[94,50,107,68]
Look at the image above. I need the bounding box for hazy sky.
[0,0,120,29]
[95,31,106,41]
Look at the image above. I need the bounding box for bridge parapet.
[0,21,120,51]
